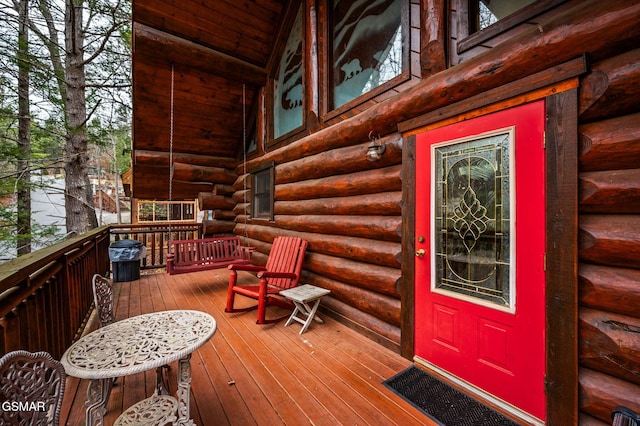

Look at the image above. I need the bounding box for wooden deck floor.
[60,269,435,425]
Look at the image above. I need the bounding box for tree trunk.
[16,0,31,255]
[64,0,97,234]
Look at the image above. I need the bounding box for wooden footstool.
[279,284,331,334]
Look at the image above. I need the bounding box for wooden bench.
[166,236,254,275]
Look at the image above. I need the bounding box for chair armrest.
[228,264,266,272]
[166,253,174,274]
[257,271,297,279]
[237,246,255,261]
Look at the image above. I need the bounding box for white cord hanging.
[168,64,175,249]
[242,83,248,238]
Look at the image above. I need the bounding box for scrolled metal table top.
[61,310,216,379]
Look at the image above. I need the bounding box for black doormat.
[383,366,520,426]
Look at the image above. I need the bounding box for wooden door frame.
[399,75,580,424]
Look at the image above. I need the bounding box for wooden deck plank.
[273,323,422,426]
[188,271,340,424]
[61,269,436,426]
[279,316,423,417]
[168,272,293,425]
[155,271,262,425]
[158,272,246,425]
[187,277,342,426]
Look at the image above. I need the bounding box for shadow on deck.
[60,269,434,425]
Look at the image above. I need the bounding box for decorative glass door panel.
[414,101,546,422]
[433,130,513,310]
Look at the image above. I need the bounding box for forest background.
[0,0,131,262]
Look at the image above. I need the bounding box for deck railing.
[0,227,110,358]
[0,223,204,357]
[110,222,202,270]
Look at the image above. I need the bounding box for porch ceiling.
[131,0,286,200]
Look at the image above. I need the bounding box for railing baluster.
[109,222,202,270]
[151,232,157,267]
[0,227,110,357]
[3,312,20,352]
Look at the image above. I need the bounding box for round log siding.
[134,0,640,419]
[126,1,640,422]
[578,47,640,421]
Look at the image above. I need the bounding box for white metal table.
[280,284,331,334]
[61,310,216,426]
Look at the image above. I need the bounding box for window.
[458,0,562,54]
[137,200,197,223]
[329,0,406,110]
[433,130,514,308]
[244,113,258,156]
[471,0,537,33]
[252,162,274,220]
[273,5,304,140]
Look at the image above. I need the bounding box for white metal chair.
[114,391,178,426]
[92,274,177,425]
[0,350,66,426]
[93,273,115,327]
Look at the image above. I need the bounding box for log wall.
[445,3,640,421]
[132,0,640,421]
[232,133,405,349]
[577,49,640,424]
[225,1,640,417]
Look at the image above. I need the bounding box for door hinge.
[543,253,547,271]
[543,131,546,149]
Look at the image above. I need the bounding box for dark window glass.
[252,164,274,219]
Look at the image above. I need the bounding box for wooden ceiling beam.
[134,150,237,169]
[134,23,267,86]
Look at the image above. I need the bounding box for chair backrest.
[612,407,640,426]
[0,350,66,426]
[92,274,114,327]
[264,236,308,289]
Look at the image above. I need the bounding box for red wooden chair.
[225,236,308,324]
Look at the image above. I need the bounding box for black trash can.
[109,240,144,282]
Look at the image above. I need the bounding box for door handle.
[415,249,426,258]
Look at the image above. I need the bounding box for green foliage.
[0,177,15,197]
[31,120,65,165]
[0,204,61,258]
[87,118,132,175]
[0,0,133,260]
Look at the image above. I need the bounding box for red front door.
[414,101,546,422]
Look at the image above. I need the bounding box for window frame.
[456,0,565,54]
[136,200,198,223]
[244,100,259,157]
[250,161,275,221]
[321,0,411,120]
[268,3,306,148]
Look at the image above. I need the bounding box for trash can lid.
[110,239,143,248]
